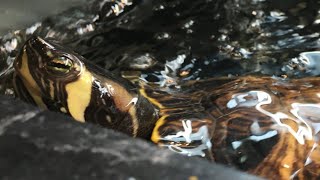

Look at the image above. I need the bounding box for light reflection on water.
[0,0,320,179]
[226,90,316,145]
[284,51,320,76]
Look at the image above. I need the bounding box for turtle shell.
[142,76,320,179]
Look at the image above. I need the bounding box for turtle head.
[14,36,83,79]
[13,36,158,138]
[13,36,84,109]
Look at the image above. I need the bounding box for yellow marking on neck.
[65,66,93,122]
[19,49,47,109]
[139,88,164,109]
[151,115,168,143]
[128,105,139,137]
[49,80,54,99]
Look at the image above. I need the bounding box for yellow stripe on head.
[49,80,55,99]
[65,65,93,123]
[18,48,47,109]
[128,105,139,137]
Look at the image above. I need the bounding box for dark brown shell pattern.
[144,76,320,179]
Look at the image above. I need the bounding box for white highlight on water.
[226,90,317,145]
[160,119,212,157]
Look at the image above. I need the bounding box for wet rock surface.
[0,95,260,180]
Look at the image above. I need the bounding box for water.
[1,0,319,87]
[1,0,320,178]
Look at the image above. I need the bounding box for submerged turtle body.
[143,77,320,178]
[13,37,320,179]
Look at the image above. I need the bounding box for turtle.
[13,36,320,179]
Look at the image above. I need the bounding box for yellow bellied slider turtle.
[13,36,320,179]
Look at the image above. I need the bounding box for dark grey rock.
[0,95,261,180]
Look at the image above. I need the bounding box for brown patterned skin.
[13,36,320,179]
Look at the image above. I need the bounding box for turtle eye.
[46,56,73,75]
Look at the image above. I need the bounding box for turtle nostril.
[27,36,45,47]
[28,36,38,43]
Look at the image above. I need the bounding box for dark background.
[0,0,84,35]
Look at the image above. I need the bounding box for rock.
[0,95,261,180]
